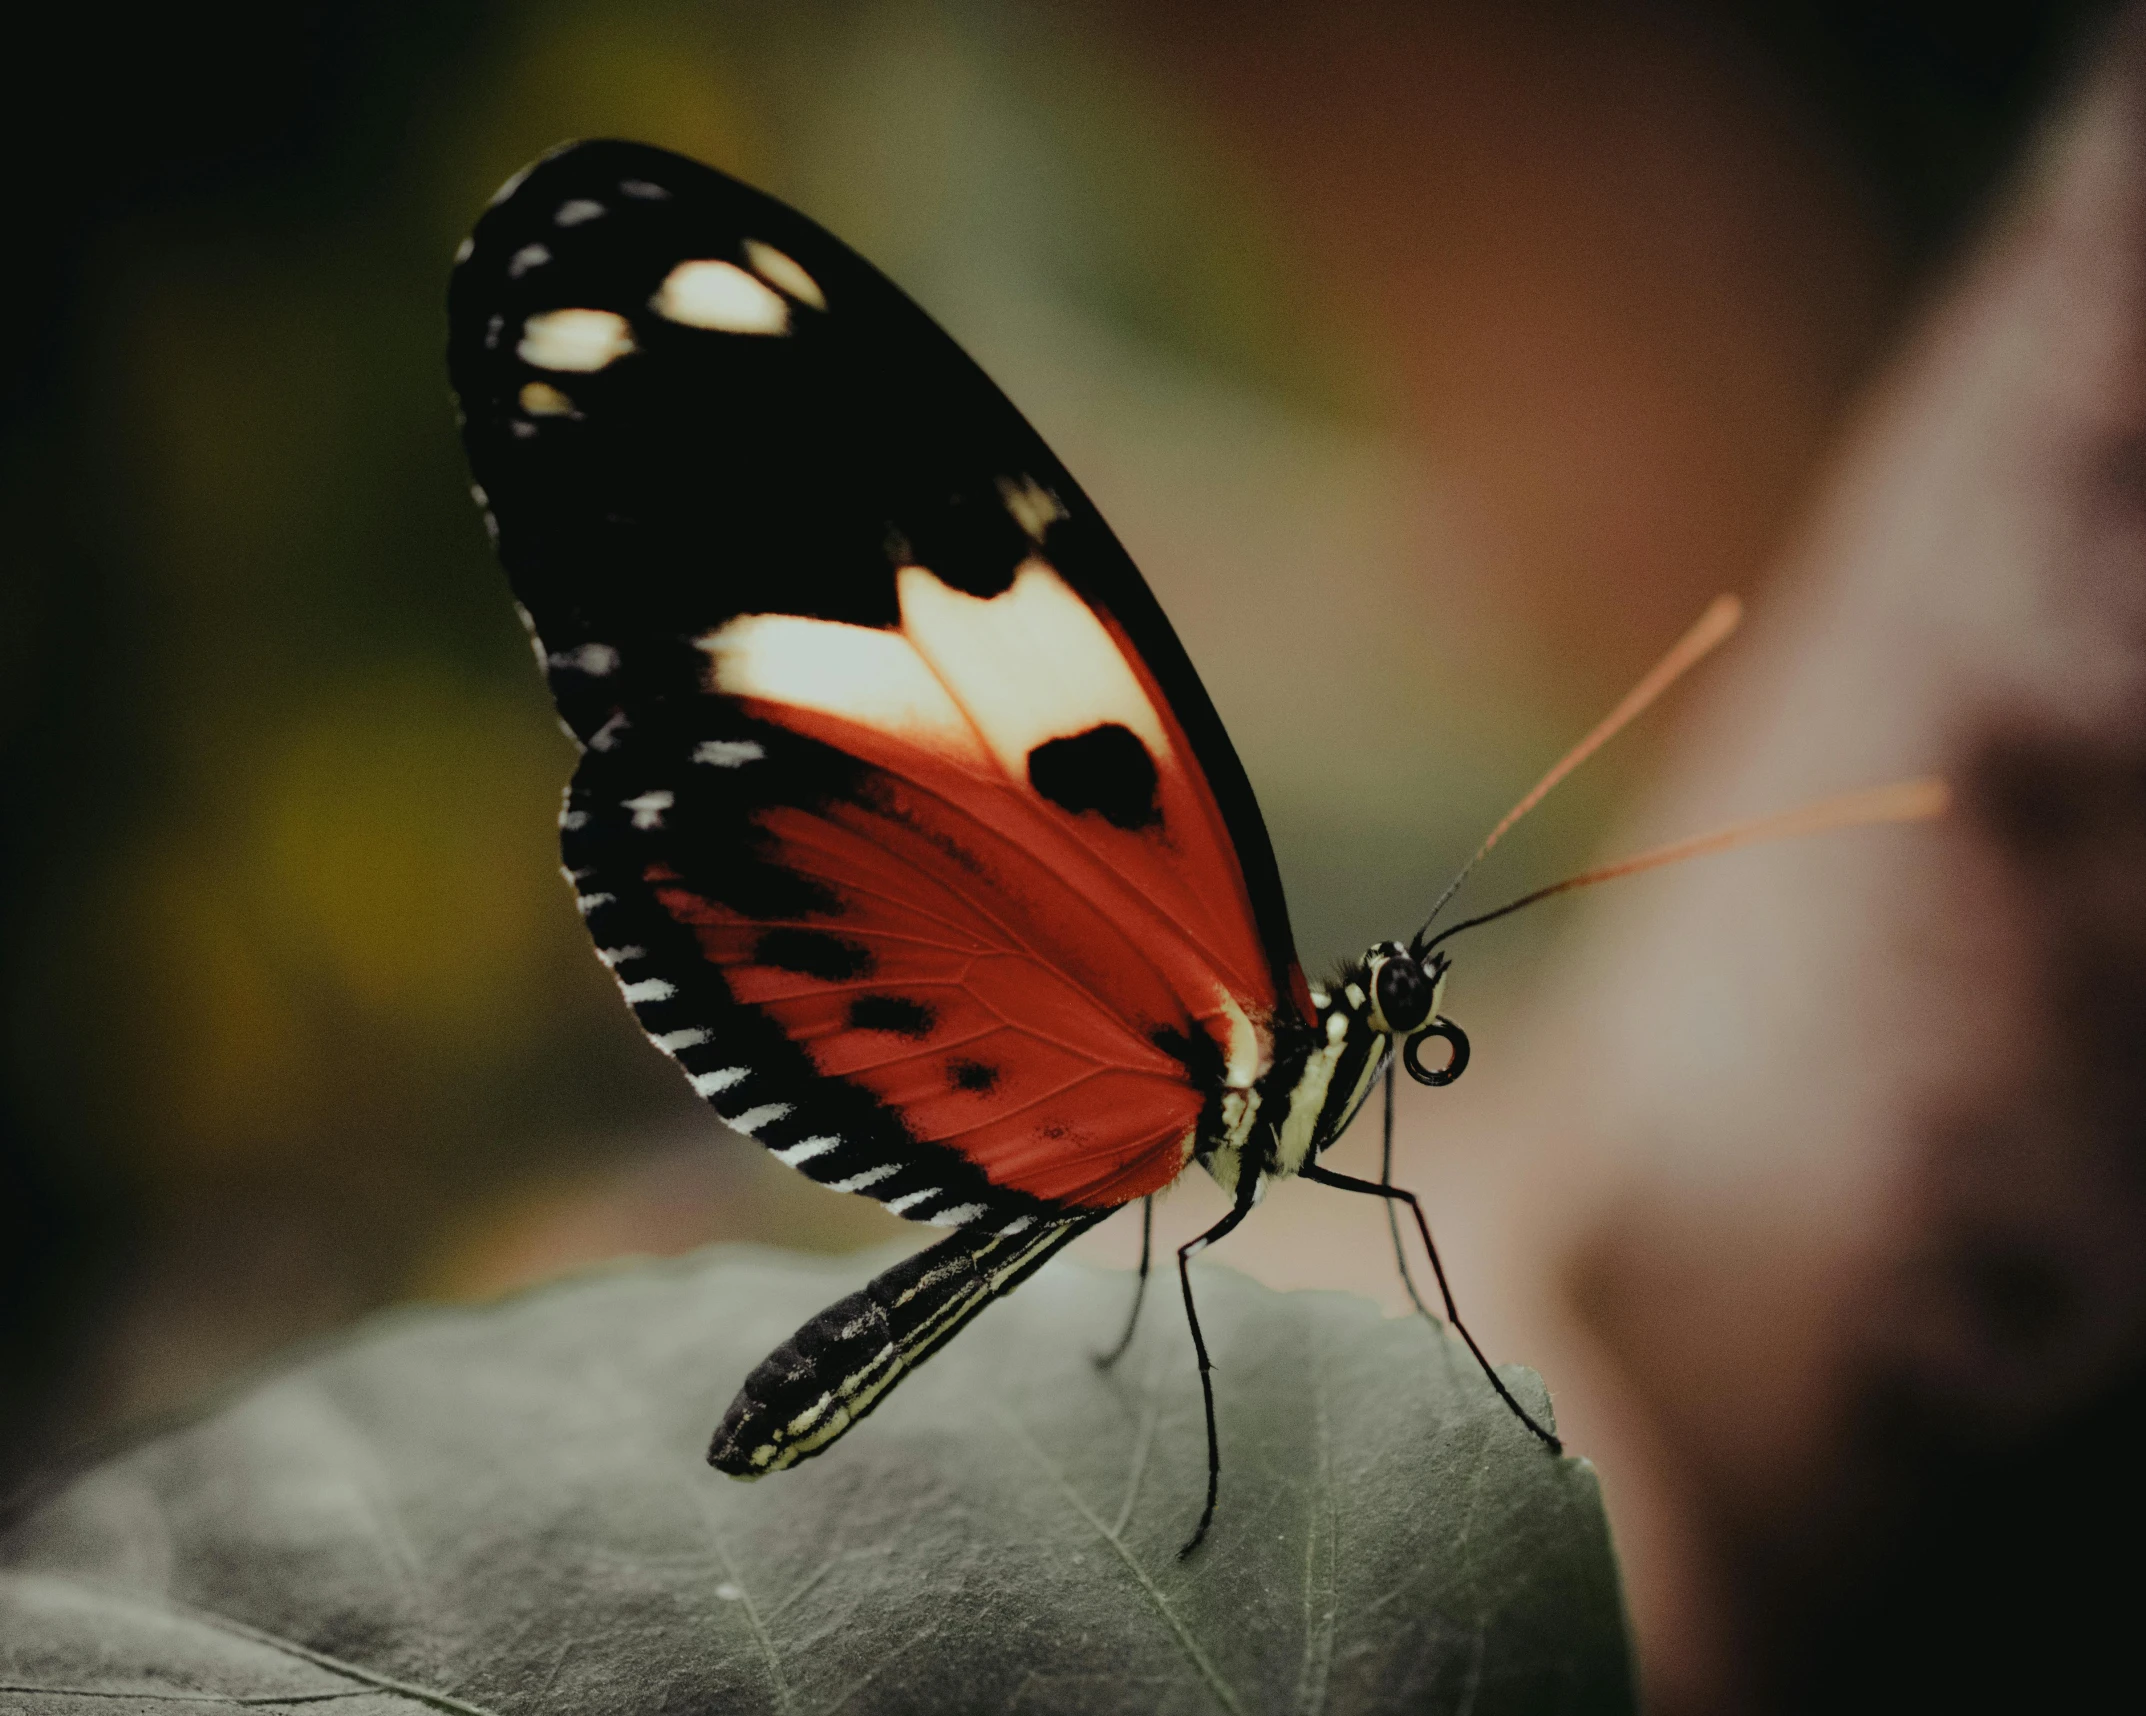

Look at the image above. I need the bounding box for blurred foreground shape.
[1504,7,2146,1708]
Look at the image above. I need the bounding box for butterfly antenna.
[1413,593,1743,953]
[1420,776,1950,955]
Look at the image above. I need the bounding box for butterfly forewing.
[449,140,1310,1228]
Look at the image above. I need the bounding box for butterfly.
[447,139,1945,1554]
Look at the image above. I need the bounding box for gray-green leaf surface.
[0,1247,1632,1714]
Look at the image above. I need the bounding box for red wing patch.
[646,710,1232,1207]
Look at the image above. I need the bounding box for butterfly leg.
[1380,1057,1441,1326]
[1299,1162,1563,1454]
[1093,1195,1154,1370]
[1175,1174,1261,1559]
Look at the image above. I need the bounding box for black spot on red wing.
[755,928,874,980]
[707,857,843,921]
[1026,724,1161,831]
[948,1058,1000,1094]
[1152,1024,1224,1088]
[848,995,936,1037]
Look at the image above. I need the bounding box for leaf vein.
[686,1485,795,1714]
[16,1577,502,1715]
[990,1404,1245,1716]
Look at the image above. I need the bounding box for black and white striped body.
[1192,960,1398,1205]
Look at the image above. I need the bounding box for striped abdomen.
[710,1216,1100,1477]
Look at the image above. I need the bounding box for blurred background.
[0,0,2117,1682]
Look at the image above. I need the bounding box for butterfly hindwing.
[565,699,1215,1225]
[449,140,1311,1227]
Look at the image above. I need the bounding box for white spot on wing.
[623,790,673,829]
[555,198,605,226]
[507,243,551,278]
[895,559,1172,781]
[596,946,645,968]
[773,1136,839,1166]
[743,239,825,309]
[692,1067,749,1096]
[693,738,764,767]
[827,1164,899,1193]
[620,178,669,199]
[548,641,619,676]
[653,260,789,334]
[998,476,1064,543]
[696,615,988,766]
[519,381,575,417]
[883,1188,940,1215]
[488,163,534,207]
[620,977,674,1003]
[924,1202,987,1227]
[653,1028,709,1055]
[453,236,474,265]
[517,308,635,372]
[728,1103,792,1136]
[575,892,614,915]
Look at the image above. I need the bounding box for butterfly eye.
[1372,952,1435,1035]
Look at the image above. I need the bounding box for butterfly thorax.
[1196,942,1446,1204]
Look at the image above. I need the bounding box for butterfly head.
[1359,941,1469,1089]
[1363,941,1446,1036]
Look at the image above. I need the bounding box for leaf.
[0,1247,1631,1715]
